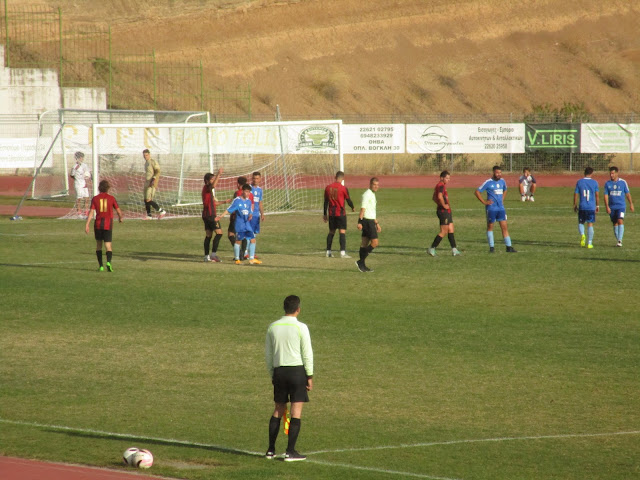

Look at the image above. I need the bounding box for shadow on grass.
[45,428,259,459]
[572,256,640,263]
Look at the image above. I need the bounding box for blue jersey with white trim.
[575,177,599,211]
[604,179,629,210]
[477,178,507,210]
[251,186,263,214]
[228,196,253,232]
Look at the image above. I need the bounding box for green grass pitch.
[1,186,639,479]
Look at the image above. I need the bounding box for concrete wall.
[0,45,106,114]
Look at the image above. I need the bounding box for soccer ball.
[84,171,92,179]
[122,447,140,465]
[130,449,154,469]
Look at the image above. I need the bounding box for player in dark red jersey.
[85,180,123,271]
[427,171,461,257]
[202,168,227,262]
[323,171,355,258]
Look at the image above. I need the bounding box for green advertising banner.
[525,123,580,152]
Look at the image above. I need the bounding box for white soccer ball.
[130,449,154,469]
[122,447,140,466]
[84,171,92,179]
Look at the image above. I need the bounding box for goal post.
[90,120,344,218]
[22,109,210,219]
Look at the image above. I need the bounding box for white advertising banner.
[0,138,52,168]
[580,124,640,153]
[406,124,525,154]
[90,124,340,155]
[341,124,405,153]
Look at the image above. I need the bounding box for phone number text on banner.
[406,124,525,154]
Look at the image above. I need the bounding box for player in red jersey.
[427,171,461,257]
[323,171,355,258]
[202,168,228,262]
[85,180,123,271]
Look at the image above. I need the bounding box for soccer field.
[1,186,639,480]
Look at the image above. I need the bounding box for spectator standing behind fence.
[143,149,166,220]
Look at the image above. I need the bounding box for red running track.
[0,456,166,480]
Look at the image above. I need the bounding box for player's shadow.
[46,428,259,459]
[572,256,640,263]
[123,251,194,262]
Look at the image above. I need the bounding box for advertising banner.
[580,124,640,153]
[406,124,525,154]
[525,124,580,152]
[0,138,52,168]
[341,124,405,153]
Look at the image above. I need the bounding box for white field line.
[0,261,94,266]
[306,459,460,480]
[307,430,640,455]
[0,418,262,457]
[3,418,638,480]
[0,418,458,480]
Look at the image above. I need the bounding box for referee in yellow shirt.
[356,177,381,272]
[265,295,313,461]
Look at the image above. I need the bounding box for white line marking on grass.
[307,430,640,455]
[1,261,94,266]
[0,418,263,457]
[307,459,460,480]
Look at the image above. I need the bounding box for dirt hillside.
[15,0,640,116]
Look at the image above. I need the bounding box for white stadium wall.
[0,45,106,115]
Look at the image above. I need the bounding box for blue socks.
[233,243,240,260]
[249,242,256,259]
[504,236,512,247]
[487,231,495,247]
[578,223,585,236]
[587,226,594,244]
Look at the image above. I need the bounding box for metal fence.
[0,1,252,118]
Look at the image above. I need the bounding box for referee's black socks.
[268,416,281,450]
[287,418,301,452]
[359,245,374,262]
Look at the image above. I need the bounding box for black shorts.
[228,214,236,234]
[203,217,221,231]
[361,219,378,240]
[94,228,113,242]
[437,210,453,226]
[328,215,347,231]
[272,366,309,404]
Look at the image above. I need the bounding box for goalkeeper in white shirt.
[69,151,91,217]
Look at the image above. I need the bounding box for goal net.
[86,120,343,218]
[25,109,209,218]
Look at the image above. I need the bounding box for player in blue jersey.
[475,166,517,253]
[573,166,600,248]
[216,184,262,264]
[604,166,634,247]
[245,171,265,258]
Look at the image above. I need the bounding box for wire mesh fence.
[0,1,251,117]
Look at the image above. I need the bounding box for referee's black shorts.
[272,366,309,404]
[361,219,378,240]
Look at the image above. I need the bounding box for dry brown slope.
[16,0,640,115]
